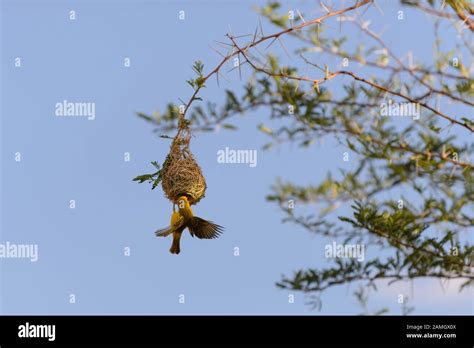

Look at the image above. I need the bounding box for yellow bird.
[155,196,224,254]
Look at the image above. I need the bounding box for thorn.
[278,37,291,60]
[373,0,384,16]
[253,44,267,59]
[253,25,259,43]
[319,0,331,13]
[259,17,264,37]
[246,52,265,67]
[265,36,278,50]
[217,70,230,83]
[227,60,248,74]
[234,33,254,39]
[214,40,233,48]
[359,0,374,17]
[296,9,306,23]
[238,53,242,80]
[300,54,324,72]
[209,44,225,58]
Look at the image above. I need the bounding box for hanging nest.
[161,121,207,205]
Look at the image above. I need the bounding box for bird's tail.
[170,233,181,254]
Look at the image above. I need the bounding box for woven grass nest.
[161,129,207,205]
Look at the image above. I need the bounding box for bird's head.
[177,195,190,209]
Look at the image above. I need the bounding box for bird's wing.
[155,215,184,237]
[188,217,224,239]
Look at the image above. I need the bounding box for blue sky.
[1,0,472,314]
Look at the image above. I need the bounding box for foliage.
[136,0,473,310]
[133,161,163,190]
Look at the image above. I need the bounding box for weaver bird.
[155,196,224,254]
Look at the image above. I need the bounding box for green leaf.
[136,112,154,122]
[222,124,238,130]
[133,174,153,183]
[186,79,195,89]
[133,161,162,189]
[455,80,473,95]
[192,60,204,75]
[258,124,273,135]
